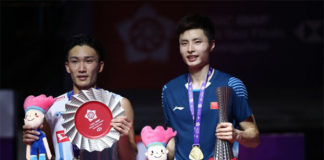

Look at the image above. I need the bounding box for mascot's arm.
[43,137,52,160]
[26,144,31,160]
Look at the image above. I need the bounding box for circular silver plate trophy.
[61,88,124,152]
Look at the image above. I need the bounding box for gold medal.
[189,146,204,160]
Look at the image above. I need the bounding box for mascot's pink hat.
[141,126,177,147]
[24,94,56,114]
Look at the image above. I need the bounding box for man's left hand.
[110,116,133,136]
[215,122,238,143]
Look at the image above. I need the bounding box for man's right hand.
[22,124,43,144]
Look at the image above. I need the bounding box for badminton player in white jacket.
[23,34,137,160]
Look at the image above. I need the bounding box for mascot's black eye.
[161,149,164,153]
[151,150,154,153]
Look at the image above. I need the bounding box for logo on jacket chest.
[56,130,70,143]
[172,102,219,112]
[172,106,184,111]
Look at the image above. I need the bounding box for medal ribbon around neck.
[188,67,213,146]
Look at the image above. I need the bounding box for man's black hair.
[176,14,215,42]
[64,34,104,62]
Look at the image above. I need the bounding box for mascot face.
[24,110,44,129]
[145,145,168,160]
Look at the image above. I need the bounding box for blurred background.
[1,0,322,159]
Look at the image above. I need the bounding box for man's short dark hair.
[176,14,215,42]
[64,34,104,62]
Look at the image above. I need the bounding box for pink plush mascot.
[24,95,56,160]
[141,126,177,160]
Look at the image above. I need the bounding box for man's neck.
[188,64,210,89]
[73,85,97,94]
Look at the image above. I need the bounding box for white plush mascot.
[24,94,56,160]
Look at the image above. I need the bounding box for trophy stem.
[213,87,235,160]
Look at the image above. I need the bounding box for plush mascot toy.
[24,94,56,160]
[141,126,177,160]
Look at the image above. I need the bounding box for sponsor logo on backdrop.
[295,20,322,43]
[117,4,174,63]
